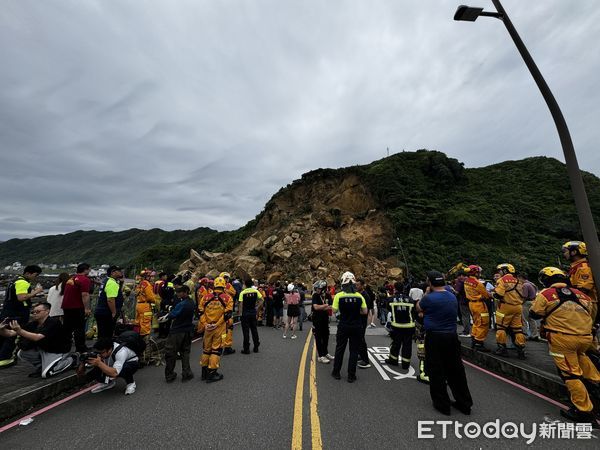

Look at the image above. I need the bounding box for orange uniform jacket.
[530,283,593,335]
[494,274,524,306]
[464,276,491,302]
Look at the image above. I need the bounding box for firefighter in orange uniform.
[563,241,598,326]
[220,272,237,355]
[135,270,156,338]
[530,267,600,425]
[493,263,526,359]
[464,265,492,352]
[198,276,233,382]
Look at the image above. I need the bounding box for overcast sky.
[1,1,599,241]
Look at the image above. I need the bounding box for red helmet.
[467,265,482,275]
[200,277,209,286]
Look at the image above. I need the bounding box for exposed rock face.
[180,172,403,284]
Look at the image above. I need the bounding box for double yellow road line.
[291,333,323,450]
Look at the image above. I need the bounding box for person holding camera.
[1,302,75,378]
[85,337,139,395]
[0,265,44,368]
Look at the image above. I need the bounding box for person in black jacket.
[160,286,195,382]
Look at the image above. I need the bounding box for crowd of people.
[0,239,599,426]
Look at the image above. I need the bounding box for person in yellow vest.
[464,265,492,352]
[220,272,237,355]
[563,241,598,327]
[197,276,233,382]
[530,267,600,425]
[493,263,526,359]
[184,272,198,306]
[135,270,156,338]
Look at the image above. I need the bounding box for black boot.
[472,340,490,353]
[385,358,399,366]
[222,347,235,355]
[201,366,208,380]
[494,345,508,356]
[560,407,599,428]
[516,348,526,360]
[206,369,224,383]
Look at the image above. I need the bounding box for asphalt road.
[1,322,599,449]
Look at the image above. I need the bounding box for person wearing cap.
[94,266,124,339]
[331,272,368,383]
[417,271,473,416]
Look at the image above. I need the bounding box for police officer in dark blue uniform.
[331,271,368,383]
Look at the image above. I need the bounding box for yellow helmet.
[214,276,227,289]
[219,272,231,279]
[496,263,515,275]
[538,267,567,288]
[562,241,587,257]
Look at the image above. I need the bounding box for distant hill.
[2,150,599,280]
[0,227,253,273]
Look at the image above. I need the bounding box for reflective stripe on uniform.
[417,344,425,349]
[388,354,398,360]
[143,312,153,317]
[391,323,416,329]
[496,312,505,318]
[549,351,565,358]
[401,357,411,363]
[480,313,489,317]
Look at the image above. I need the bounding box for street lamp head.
[454,5,484,21]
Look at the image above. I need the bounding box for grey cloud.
[1,0,599,242]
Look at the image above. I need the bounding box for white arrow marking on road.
[382,364,417,380]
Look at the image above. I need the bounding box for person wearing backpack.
[87,336,140,395]
[160,286,195,382]
[530,267,600,425]
[0,265,44,368]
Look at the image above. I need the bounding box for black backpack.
[115,330,146,356]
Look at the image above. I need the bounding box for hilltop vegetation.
[1,150,599,279]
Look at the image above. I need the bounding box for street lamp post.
[454,1,600,294]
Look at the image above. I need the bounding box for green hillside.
[2,150,599,279]
[357,150,600,279]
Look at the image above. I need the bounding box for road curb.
[460,343,569,402]
[0,338,168,425]
[0,372,93,424]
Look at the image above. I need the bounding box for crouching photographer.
[83,337,139,395]
[1,302,75,378]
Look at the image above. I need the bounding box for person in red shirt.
[61,263,92,353]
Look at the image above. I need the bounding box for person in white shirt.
[86,337,139,395]
[46,273,69,319]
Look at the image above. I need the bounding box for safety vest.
[1,276,31,315]
[239,287,261,316]
[96,277,123,316]
[389,296,415,328]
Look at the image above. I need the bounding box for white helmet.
[340,271,355,285]
[287,283,295,292]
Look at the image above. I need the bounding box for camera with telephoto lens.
[79,351,100,362]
